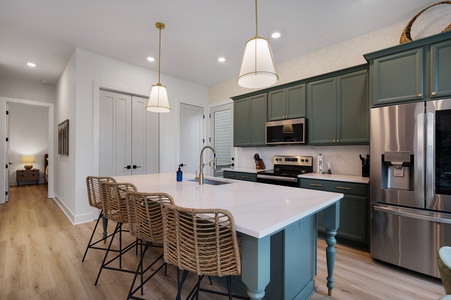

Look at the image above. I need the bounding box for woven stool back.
[86,176,116,209]
[126,192,174,243]
[163,205,241,277]
[101,182,137,223]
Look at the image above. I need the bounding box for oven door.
[257,174,299,187]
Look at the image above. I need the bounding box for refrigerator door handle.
[426,106,435,203]
[373,204,451,224]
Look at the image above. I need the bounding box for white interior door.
[132,95,159,175]
[99,90,159,176]
[180,103,204,175]
[210,103,233,177]
[4,103,10,202]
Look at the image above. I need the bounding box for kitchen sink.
[187,178,232,186]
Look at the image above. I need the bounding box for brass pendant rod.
[255,0,258,37]
[155,22,165,84]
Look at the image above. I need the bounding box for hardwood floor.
[0,184,446,299]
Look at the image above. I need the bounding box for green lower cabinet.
[300,178,369,245]
[223,170,257,182]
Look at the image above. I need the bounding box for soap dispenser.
[177,164,184,182]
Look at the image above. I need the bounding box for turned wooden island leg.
[322,201,340,296]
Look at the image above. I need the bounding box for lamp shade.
[238,36,278,89]
[22,155,35,163]
[146,83,171,113]
[22,154,35,170]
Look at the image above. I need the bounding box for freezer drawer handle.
[374,204,451,225]
[309,183,323,187]
[335,186,352,191]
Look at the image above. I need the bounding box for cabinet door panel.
[337,195,367,243]
[287,84,306,119]
[308,78,337,144]
[431,40,451,98]
[233,99,250,147]
[250,94,267,146]
[372,48,423,106]
[339,70,369,144]
[268,90,287,121]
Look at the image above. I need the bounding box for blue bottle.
[176,164,183,182]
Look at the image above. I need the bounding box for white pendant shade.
[146,83,170,113]
[238,36,278,89]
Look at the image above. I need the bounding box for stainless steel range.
[257,155,313,187]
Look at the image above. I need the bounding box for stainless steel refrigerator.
[370,99,451,277]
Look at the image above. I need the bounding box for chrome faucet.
[198,146,217,185]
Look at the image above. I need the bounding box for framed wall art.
[58,119,69,155]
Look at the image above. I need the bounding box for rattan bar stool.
[162,205,248,300]
[82,176,116,262]
[125,191,175,299]
[94,181,139,286]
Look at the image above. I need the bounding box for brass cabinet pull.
[335,186,352,190]
[432,91,437,96]
[417,93,423,97]
[309,183,323,187]
[241,175,249,179]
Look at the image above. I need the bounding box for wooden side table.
[16,169,39,185]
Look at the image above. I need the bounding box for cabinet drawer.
[300,179,367,196]
[16,170,39,182]
[223,171,257,182]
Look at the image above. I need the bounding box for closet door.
[99,90,158,176]
[131,96,159,175]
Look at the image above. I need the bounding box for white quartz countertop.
[298,173,370,184]
[114,173,342,239]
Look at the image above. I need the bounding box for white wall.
[0,76,56,103]
[55,52,77,217]
[8,103,49,184]
[55,48,208,224]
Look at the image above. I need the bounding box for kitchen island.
[113,173,342,300]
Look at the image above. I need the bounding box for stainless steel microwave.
[265,118,307,145]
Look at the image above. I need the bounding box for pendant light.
[146,22,171,113]
[238,0,278,89]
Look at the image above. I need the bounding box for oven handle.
[257,174,298,183]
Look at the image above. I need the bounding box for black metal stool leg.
[94,222,121,286]
[81,211,103,262]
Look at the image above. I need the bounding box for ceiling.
[0,0,444,88]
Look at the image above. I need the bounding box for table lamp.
[22,155,35,170]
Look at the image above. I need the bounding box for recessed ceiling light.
[27,62,37,67]
[147,56,155,62]
[218,57,226,63]
[271,32,281,39]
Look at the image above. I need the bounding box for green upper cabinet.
[308,69,369,145]
[365,32,451,106]
[267,84,306,121]
[308,78,337,144]
[430,39,451,99]
[339,70,370,144]
[233,93,267,147]
[371,48,424,106]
